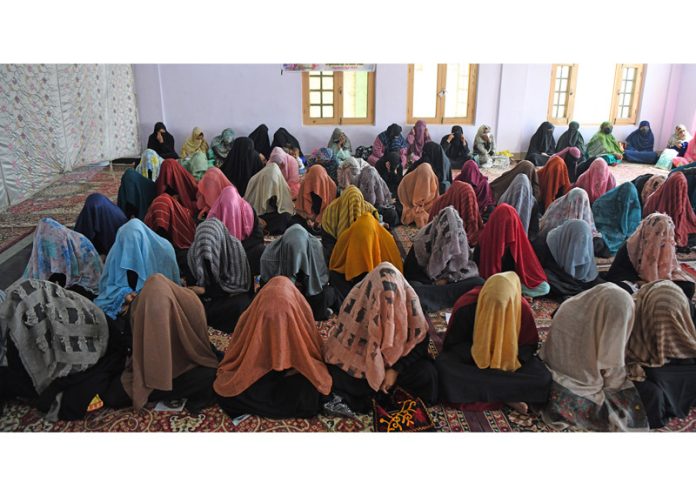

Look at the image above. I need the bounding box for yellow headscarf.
[321,185,378,239]
[181,127,209,158]
[471,271,522,372]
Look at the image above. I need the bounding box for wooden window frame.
[610,63,645,125]
[302,71,375,126]
[406,64,478,125]
[547,64,578,125]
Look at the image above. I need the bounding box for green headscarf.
[587,121,623,157]
[185,151,213,181]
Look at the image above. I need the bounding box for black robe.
[525,122,556,167]
[220,137,264,197]
[248,124,271,158]
[271,127,304,159]
[147,122,179,159]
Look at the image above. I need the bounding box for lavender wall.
[672,64,696,135]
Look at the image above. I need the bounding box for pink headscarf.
[553,146,582,160]
[454,159,495,213]
[269,147,300,198]
[196,167,232,219]
[407,120,431,161]
[574,157,616,204]
[672,134,696,167]
[208,185,255,240]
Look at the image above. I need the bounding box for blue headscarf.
[74,193,128,255]
[591,182,642,255]
[625,120,655,152]
[546,219,598,283]
[378,124,408,152]
[117,169,157,220]
[94,219,180,319]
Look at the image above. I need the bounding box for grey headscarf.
[187,218,251,295]
[498,173,534,233]
[337,156,367,190]
[357,165,392,208]
[546,219,598,283]
[412,206,479,282]
[328,127,352,153]
[260,224,329,296]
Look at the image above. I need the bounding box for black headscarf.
[375,151,403,194]
[271,127,303,158]
[411,142,452,193]
[440,125,470,163]
[248,124,271,158]
[526,121,556,164]
[220,137,264,197]
[146,122,179,159]
[556,121,586,155]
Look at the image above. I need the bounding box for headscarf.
[497,174,534,234]
[667,124,693,149]
[74,192,127,255]
[477,204,547,289]
[546,219,599,283]
[323,262,428,392]
[490,160,541,202]
[23,218,103,294]
[269,146,301,198]
[117,168,156,220]
[526,121,556,160]
[248,124,271,158]
[398,162,440,228]
[180,127,209,158]
[136,149,164,181]
[537,156,572,210]
[214,276,332,397]
[556,121,585,154]
[357,164,392,209]
[208,185,255,241]
[473,125,495,155]
[329,213,403,281]
[413,141,452,191]
[337,157,367,190]
[413,206,479,283]
[184,151,212,181]
[625,120,655,152]
[271,127,303,157]
[672,135,696,166]
[146,123,178,160]
[407,120,432,160]
[122,274,219,409]
[328,127,353,154]
[378,123,408,152]
[591,182,641,255]
[428,180,483,245]
[260,224,328,297]
[539,187,600,237]
[220,137,264,197]
[154,159,199,214]
[640,175,665,205]
[94,219,180,320]
[187,217,251,295]
[244,162,295,216]
[643,172,696,246]
[454,160,495,213]
[321,185,378,240]
[294,164,337,224]
[586,121,623,157]
[195,167,232,219]
[442,125,469,161]
[143,193,196,249]
[574,157,616,204]
[211,128,236,163]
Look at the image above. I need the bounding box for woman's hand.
[447,134,454,143]
[615,153,623,160]
[120,292,137,315]
[380,368,399,393]
[434,278,449,286]
[188,286,206,296]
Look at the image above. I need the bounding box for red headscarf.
[643,172,696,247]
[454,160,495,213]
[155,159,199,214]
[537,156,571,210]
[144,193,196,249]
[196,167,232,219]
[573,157,616,204]
[429,181,483,246]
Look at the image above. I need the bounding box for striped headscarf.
[143,193,196,249]
[321,185,378,239]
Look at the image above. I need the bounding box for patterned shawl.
[295,164,337,223]
[117,168,157,220]
[643,172,696,247]
[539,188,600,238]
[211,128,236,163]
[74,193,128,256]
[398,162,440,228]
[196,167,233,218]
[328,127,353,153]
[667,124,692,149]
[143,193,196,249]
[454,160,495,212]
[640,175,665,206]
[357,165,392,209]
[537,156,572,210]
[180,127,209,158]
[209,185,256,241]
[185,151,212,181]
[321,185,378,240]
[497,174,534,233]
[337,157,367,190]
[429,180,483,245]
[155,159,199,214]
[490,160,541,202]
[574,157,616,204]
[547,219,598,283]
[136,149,163,181]
[244,162,295,216]
[269,147,301,198]
[591,182,642,255]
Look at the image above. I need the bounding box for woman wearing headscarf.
[552,146,583,182]
[310,147,339,184]
[436,272,551,412]
[428,181,483,245]
[244,162,295,235]
[667,124,692,158]
[180,127,209,159]
[555,121,586,157]
[214,276,332,419]
[337,156,368,192]
[146,122,179,160]
[472,124,496,167]
[320,185,379,260]
[74,193,128,256]
[631,173,665,207]
[357,165,399,228]
[573,157,616,204]
[144,193,196,254]
[271,127,304,163]
[410,141,452,193]
[186,218,253,334]
[525,121,557,167]
[490,160,541,202]
[368,123,408,168]
[260,224,332,321]
[497,174,537,235]
[398,162,440,228]
[672,134,696,168]
[537,155,572,212]
[117,169,157,220]
[454,159,496,216]
[406,120,432,162]
[269,146,301,198]
[627,280,696,429]
[220,137,264,197]
[154,159,199,216]
[183,151,212,181]
[623,121,659,164]
[643,172,696,249]
[195,167,232,220]
[474,204,550,298]
[540,283,649,431]
[135,149,164,181]
[294,164,337,231]
[375,151,404,196]
[404,207,484,312]
[323,262,438,413]
[248,124,271,159]
[586,121,624,162]
[327,127,352,163]
[591,182,642,256]
[440,125,471,169]
[211,128,236,166]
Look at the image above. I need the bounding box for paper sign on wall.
[282,64,376,72]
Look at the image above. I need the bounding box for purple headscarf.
[454,160,495,213]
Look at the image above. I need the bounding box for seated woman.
[321,185,379,260]
[428,181,483,246]
[271,127,305,165]
[591,182,642,255]
[375,151,404,196]
[248,124,271,159]
[260,224,332,321]
[398,162,440,228]
[667,124,692,159]
[328,213,403,305]
[404,206,484,312]
[183,151,212,181]
[407,120,432,162]
[323,262,438,413]
[623,121,658,164]
[135,149,163,181]
[155,159,200,216]
[440,125,471,169]
[186,218,253,334]
[310,147,339,184]
[540,283,649,431]
[586,121,623,163]
[573,157,616,204]
[490,160,540,201]
[146,122,179,160]
[525,121,556,167]
[269,146,301,198]
[294,164,337,232]
[454,159,496,217]
[555,121,586,158]
[337,156,368,192]
[409,141,452,193]
[211,128,236,166]
[643,172,696,249]
[102,274,220,413]
[497,174,536,235]
[214,276,332,419]
[436,272,551,413]
[368,123,408,168]
[244,162,295,235]
[357,164,399,229]
[552,146,583,182]
[74,192,127,255]
[117,168,156,220]
[474,204,550,297]
[627,280,696,429]
[180,127,209,160]
[532,219,603,298]
[144,193,196,260]
[196,167,232,220]
[327,127,352,164]
[472,124,496,167]
[606,213,695,299]
[23,217,103,300]
[537,155,572,212]
[208,185,265,275]
[631,173,665,207]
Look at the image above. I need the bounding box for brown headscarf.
[398,162,440,227]
[490,160,541,202]
[537,156,571,210]
[640,175,665,206]
[295,164,337,223]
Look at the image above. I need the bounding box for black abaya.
[526,122,556,167]
[147,122,179,159]
[248,124,271,158]
[220,137,264,197]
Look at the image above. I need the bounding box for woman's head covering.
[407,120,432,160]
[414,141,451,191]
[526,121,556,158]
[187,217,251,295]
[154,159,199,214]
[184,151,212,182]
[143,193,196,249]
[556,121,586,154]
[398,162,440,228]
[244,162,295,216]
[329,213,403,280]
[574,157,616,204]
[429,180,483,245]
[454,160,495,213]
[123,274,219,409]
[74,193,128,255]
[220,137,265,197]
[474,125,493,144]
[413,206,479,283]
[23,218,103,294]
[625,121,655,152]
[117,168,157,220]
[94,219,180,320]
[248,124,271,158]
[271,127,303,156]
[337,157,368,190]
[295,164,337,223]
[357,164,392,209]
[328,127,352,153]
[640,175,665,205]
[211,128,236,161]
[196,167,232,218]
[321,185,378,239]
[269,146,301,197]
[591,182,642,255]
[378,124,407,152]
[477,204,547,289]
[587,121,623,157]
[497,174,534,233]
[643,172,696,246]
[180,127,209,158]
[537,156,572,210]
[323,262,428,392]
[260,224,328,296]
[668,124,693,148]
[147,123,177,159]
[547,219,599,283]
[490,160,541,202]
[136,149,164,181]
[208,185,255,241]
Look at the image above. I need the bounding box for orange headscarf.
[537,156,571,210]
[398,162,440,227]
[295,164,337,223]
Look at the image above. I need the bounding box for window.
[611,64,644,125]
[406,64,478,124]
[302,70,375,125]
[547,64,578,125]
